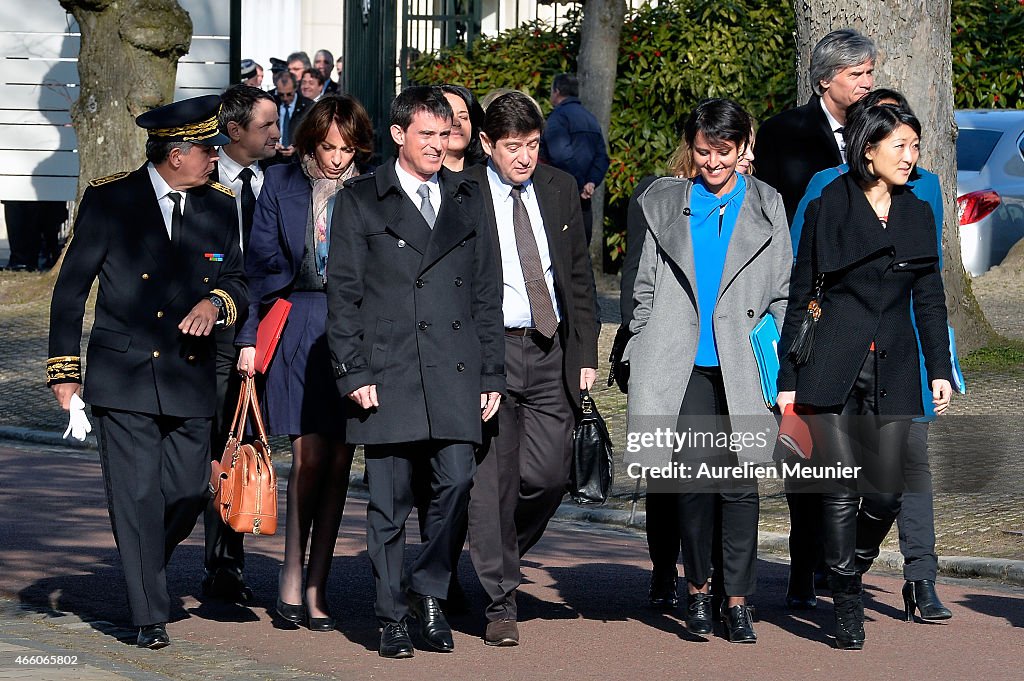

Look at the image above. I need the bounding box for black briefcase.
[569,389,615,505]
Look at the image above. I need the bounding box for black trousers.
[468,330,573,622]
[93,407,211,626]
[803,354,910,577]
[3,200,66,269]
[672,366,759,596]
[897,422,938,581]
[365,440,475,624]
[203,330,245,576]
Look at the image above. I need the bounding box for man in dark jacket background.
[540,73,610,245]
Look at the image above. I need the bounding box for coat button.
[152,350,160,358]
[141,273,150,280]
[878,350,887,359]
[459,239,467,247]
[456,362,465,372]
[416,279,424,288]
[452,320,461,330]
[747,309,755,318]
[418,321,428,331]
[880,389,887,398]
[156,311,164,319]
[203,277,210,283]
[454,277,463,287]
[187,354,196,361]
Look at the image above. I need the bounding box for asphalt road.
[1,440,1022,681]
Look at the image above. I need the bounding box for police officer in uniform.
[47,95,247,649]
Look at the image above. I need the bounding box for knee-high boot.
[828,572,865,650]
[854,509,896,575]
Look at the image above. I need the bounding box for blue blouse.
[691,173,746,366]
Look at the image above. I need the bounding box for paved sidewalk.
[2,440,1023,681]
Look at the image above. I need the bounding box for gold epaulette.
[88,171,130,187]
[208,180,236,198]
[210,288,238,328]
[46,356,82,385]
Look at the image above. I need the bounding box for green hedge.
[409,0,1024,263]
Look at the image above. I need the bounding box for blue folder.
[749,316,781,409]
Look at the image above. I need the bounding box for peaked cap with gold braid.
[135,94,230,146]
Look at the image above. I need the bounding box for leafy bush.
[952,0,1024,108]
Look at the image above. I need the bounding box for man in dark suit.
[313,49,340,96]
[271,71,312,163]
[47,96,247,649]
[464,91,598,647]
[754,28,877,610]
[326,85,505,659]
[200,84,280,604]
[756,28,876,223]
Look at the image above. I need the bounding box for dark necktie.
[835,126,846,159]
[280,105,291,147]
[510,184,557,338]
[417,183,436,228]
[168,191,183,249]
[238,168,256,248]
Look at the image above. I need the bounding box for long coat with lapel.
[326,163,506,445]
[776,174,952,415]
[623,175,792,465]
[465,163,599,412]
[48,165,248,418]
[755,96,843,223]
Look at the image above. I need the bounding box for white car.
[955,110,1024,276]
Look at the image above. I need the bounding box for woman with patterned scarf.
[236,95,374,632]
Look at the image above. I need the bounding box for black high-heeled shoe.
[306,610,336,632]
[276,597,305,624]
[903,580,952,622]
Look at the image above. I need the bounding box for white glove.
[63,393,93,441]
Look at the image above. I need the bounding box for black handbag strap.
[580,389,595,415]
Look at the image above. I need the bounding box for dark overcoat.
[776,174,953,415]
[465,163,598,413]
[326,163,506,445]
[48,165,248,418]
[755,96,843,223]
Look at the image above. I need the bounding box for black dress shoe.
[276,597,305,624]
[137,624,170,649]
[202,568,253,603]
[408,593,454,652]
[306,610,336,632]
[722,604,757,643]
[648,574,678,609]
[903,580,953,622]
[685,592,714,635]
[379,621,415,659]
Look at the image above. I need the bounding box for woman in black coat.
[776,103,953,650]
[236,95,374,631]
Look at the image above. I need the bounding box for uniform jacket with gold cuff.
[47,165,248,418]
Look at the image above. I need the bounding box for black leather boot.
[854,510,896,575]
[828,573,865,650]
[903,580,953,621]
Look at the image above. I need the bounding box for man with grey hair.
[755,28,876,222]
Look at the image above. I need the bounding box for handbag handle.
[225,376,271,452]
[580,389,595,415]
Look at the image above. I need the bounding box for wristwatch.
[207,293,226,321]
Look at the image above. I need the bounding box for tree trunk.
[60,0,192,206]
[795,0,993,351]
[577,0,626,272]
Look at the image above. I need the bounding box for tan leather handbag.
[210,376,278,535]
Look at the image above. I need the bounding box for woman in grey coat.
[624,99,791,643]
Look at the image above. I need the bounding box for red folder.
[254,299,292,374]
[778,403,813,460]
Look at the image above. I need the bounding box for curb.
[3,426,1022,587]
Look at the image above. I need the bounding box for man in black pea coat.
[326,86,505,659]
[462,92,598,647]
[47,96,247,650]
[756,29,876,223]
